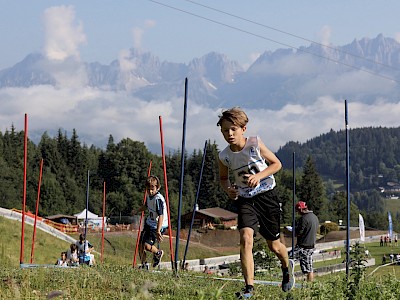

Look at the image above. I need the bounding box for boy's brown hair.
[217,107,249,128]
[146,175,161,189]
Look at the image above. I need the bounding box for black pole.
[182,140,208,268]
[174,78,188,273]
[345,100,351,279]
[291,152,296,258]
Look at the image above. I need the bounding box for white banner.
[359,213,365,242]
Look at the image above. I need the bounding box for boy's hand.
[244,174,260,188]
[157,231,164,242]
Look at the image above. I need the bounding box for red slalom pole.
[101,181,106,264]
[20,113,28,265]
[30,158,44,263]
[159,116,175,270]
[132,161,152,267]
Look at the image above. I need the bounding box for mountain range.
[1,34,399,111]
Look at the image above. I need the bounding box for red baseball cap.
[295,201,307,211]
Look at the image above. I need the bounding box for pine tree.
[297,156,327,217]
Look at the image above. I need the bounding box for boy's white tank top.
[219,136,276,198]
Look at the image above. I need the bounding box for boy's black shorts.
[236,188,281,241]
[140,224,158,246]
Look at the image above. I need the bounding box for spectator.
[55,251,68,267]
[289,201,319,282]
[76,233,96,266]
[67,243,79,266]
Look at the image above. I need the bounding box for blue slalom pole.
[182,140,208,268]
[175,78,188,273]
[345,100,351,279]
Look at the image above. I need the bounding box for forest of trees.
[0,125,399,231]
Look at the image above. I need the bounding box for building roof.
[196,207,237,221]
[46,214,77,220]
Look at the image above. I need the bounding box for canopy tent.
[74,209,105,227]
[74,209,99,220]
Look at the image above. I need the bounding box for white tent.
[74,209,105,227]
[74,209,99,220]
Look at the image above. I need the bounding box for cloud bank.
[1,85,399,155]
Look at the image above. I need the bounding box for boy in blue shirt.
[135,176,168,268]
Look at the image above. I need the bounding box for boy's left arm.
[156,215,164,242]
[156,198,165,242]
[246,139,282,188]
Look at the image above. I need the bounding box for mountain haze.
[1,34,399,109]
[0,34,399,152]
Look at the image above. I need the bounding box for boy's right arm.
[131,205,146,215]
[218,159,239,200]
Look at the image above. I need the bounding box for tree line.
[0,125,397,232]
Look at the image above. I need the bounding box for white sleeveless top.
[145,192,169,229]
[219,136,276,198]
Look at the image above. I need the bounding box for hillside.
[276,126,400,195]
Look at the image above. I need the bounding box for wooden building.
[182,207,238,229]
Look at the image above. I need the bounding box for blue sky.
[1,1,400,69]
[1,1,400,152]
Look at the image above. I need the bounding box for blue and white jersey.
[219,136,276,198]
[145,192,168,229]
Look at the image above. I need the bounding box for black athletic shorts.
[140,224,158,246]
[236,188,281,241]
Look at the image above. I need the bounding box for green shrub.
[320,222,339,234]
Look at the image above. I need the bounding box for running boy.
[134,175,168,268]
[217,107,294,298]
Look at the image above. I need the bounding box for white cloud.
[132,19,156,49]
[317,25,332,46]
[395,32,400,43]
[43,6,86,61]
[1,86,399,157]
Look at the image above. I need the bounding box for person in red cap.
[290,201,319,282]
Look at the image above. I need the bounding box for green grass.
[0,216,236,267]
[384,198,400,215]
[3,216,400,299]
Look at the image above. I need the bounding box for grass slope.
[2,216,400,299]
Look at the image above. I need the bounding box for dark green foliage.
[277,127,400,193]
[0,125,397,232]
[347,242,367,300]
[319,222,339,234]
[297,156,327,218]
[253,237,279,271]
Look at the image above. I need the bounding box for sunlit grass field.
[2,216,400,299]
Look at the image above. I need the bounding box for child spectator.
[55,251,68,267]
[133,175,168,269]
[76,233,96,266]
[67,243,79,266]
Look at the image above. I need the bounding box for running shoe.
[235,286,253,299]
[282,259,295,292]
[152,250,164,267]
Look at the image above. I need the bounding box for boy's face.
[220,120,246,146]
[147,184,159,196]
